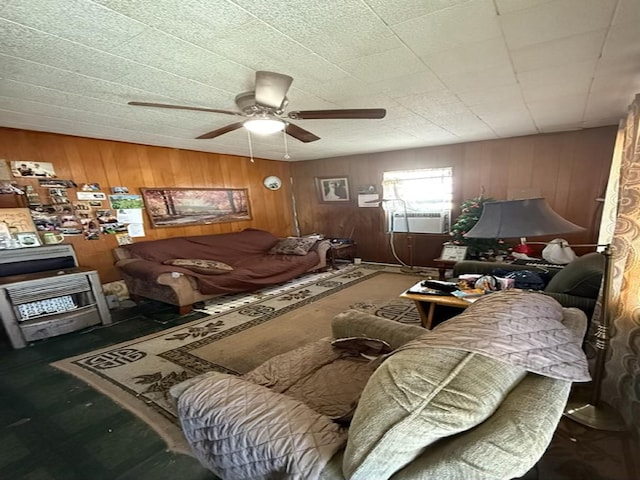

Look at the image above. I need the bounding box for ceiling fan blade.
[197,122,245,139]
[285,123,320,143]
[254,71,293,109]
[288,108,386,120]
[129,101,243,116]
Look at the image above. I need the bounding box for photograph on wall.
[14,231,41,248]
[95,209,125,234]
[115,232,133,245]
[316,176,351,203]
[58,214,83,235]
[141,188,251,228]
[77,191,106,201]
[0,182,24,195]
[11,161,57,178]
[80,209,101,240]
[48,188,71,205]
[39,178,77,188]
[82,218,101,238]
[109,194,144,209]
[22,185,41,205]
[30,208,62,232]
[80,183,101,191]
[73,202,91,211]
[111,186,129,194]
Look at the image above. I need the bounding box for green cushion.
[331,310,425,350]
[544,252,604,298]
[342,347,527,479]
[390,374,571,479]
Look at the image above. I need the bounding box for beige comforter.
[396,290,591,382]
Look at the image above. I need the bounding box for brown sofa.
[113,229,331,314]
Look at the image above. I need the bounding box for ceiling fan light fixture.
[243,117,285,135]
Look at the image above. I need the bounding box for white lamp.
[243,115,285,135]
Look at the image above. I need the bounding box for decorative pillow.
[163,258,233,275]
[269,236,317,255]
[343,347,527,480]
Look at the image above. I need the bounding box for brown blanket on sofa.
[118,229,321,295]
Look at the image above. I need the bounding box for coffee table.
[399,290,470,329]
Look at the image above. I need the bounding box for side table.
[328,243,357,269]
[0,267,112,349]
[399,290,470,329]
[432,258,457,280]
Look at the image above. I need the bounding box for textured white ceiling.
[0,0,638,161]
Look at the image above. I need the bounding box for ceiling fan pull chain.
[283,128,290,160]
[247,130,255,163]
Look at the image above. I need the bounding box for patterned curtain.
[601,93,640,437]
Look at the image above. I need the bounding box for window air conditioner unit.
[389,211,450,234]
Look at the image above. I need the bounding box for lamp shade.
[463,198,585,239]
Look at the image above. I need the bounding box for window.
[381,167,453,234]
[382,167,453,213]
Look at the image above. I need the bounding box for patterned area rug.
[52,265,421,453]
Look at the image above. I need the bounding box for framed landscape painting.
[141,188,251,228]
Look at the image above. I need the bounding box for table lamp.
[463,197,585,240]
[464,197,626,431]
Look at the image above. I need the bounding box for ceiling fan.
[129,71,386,143]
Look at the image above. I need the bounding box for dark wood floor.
[1,300,637,479]
[0,301,216,480]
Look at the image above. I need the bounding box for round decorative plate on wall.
[263,176,282,190]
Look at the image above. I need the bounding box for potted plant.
[449,196,509,260]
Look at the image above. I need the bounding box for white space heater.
[389,211,450,234]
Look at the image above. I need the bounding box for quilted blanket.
[396,290,591,382]
[178,338,384,479]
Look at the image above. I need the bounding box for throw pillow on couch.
[163,259,233,275]
[269,236,318,255]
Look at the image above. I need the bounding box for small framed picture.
[14,231,41,248]
[316,176,351,203]
[440,245,468,262]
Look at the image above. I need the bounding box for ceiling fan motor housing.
[235,91,287,115]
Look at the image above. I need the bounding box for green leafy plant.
[449,196,508,258]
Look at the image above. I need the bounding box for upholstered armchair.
[171,291,589,480]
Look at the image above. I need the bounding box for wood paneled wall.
[1,126,617,283]
[0,128,294,283]
[291,126,617,267]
